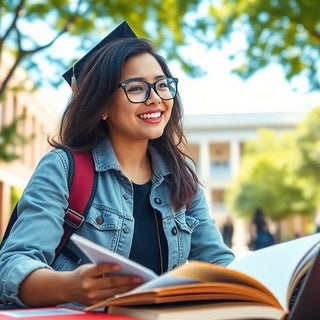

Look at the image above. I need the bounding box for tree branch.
[0,52,23,99]
[0,0,25,53]
[0,0,85,99]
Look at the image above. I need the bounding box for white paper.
[70,234,158,282]
[228,233,320,310]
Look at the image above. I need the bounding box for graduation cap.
[62,21,137,90]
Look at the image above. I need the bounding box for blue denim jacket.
[0,139,234,306]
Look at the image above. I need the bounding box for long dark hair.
[50,37,199,210]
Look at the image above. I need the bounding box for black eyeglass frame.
[118,77,178,103]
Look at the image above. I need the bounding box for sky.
[170,47,320,115]
[38,27,320,116]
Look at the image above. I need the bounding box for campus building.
[0,54,59,237]
[183,112,308,250]
[184,112,306,215]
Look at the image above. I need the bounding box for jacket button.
[96,216,104,225]
[123,226,130,234]
[171,226,177,235]
[123,194,129,200]
[154,197,162,205]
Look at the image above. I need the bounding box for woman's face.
[105,53,174,143]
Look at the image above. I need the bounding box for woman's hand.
[19,263,143,307]
[66,263,143,306]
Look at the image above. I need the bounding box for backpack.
[0,149,97,259]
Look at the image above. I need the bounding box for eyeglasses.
[118,77,178,103]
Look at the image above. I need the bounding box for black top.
[129,181,168,275]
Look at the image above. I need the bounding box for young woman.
[0,27,234,308]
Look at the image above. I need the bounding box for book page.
[70,234,157,282]
[228,233,320,311]
[87,261,282,310]
[131,261,272,297]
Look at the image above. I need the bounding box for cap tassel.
[71,62,77,92]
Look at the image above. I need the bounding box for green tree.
[226,129,318,221]
[0,0,205,162]
[2,0,320,98]
[294,107,320,183]
[206,0,320,90]
[2,0,320,163]
[0,0,205,99]
[0,115,33,162]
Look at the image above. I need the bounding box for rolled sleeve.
[0,255,51,307]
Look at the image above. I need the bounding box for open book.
[71,233,320,320]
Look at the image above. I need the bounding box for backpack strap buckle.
[64,208,85,229]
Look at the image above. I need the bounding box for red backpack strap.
[55,150,96,256]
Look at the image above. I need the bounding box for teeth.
[139,112,161,119]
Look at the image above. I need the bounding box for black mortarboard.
[62,21,137,88]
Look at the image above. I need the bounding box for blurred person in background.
[222,215,234,248]
[249,208,275,250]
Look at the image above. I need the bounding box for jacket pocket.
[174,213,199,234]
[53,206,129,270]
[80,205,128,251]
[86,205,123,231]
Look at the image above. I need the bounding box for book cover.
[108,302,285,320]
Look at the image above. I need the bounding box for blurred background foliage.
[208,0,320,91]
[1,0,319,98]
[226,107,320,222]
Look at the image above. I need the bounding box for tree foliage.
[0,115,34,162]
[0,0,205,99]
[0,0,206,162]
[206,0,320,90]
[226,129,318,221]
[294,107,320,182]
[1,0,320,165]
[2,0,320,100]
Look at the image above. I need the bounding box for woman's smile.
[137,110,163,122]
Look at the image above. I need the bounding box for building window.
[210,161,231,178]
[211,189,226,212]
[210,143,231,179]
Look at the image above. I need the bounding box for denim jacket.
[0,139,234,306]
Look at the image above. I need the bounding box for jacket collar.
[91,139,171,178]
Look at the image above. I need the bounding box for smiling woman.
[104,52,176,143]
[0,21,234,309]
